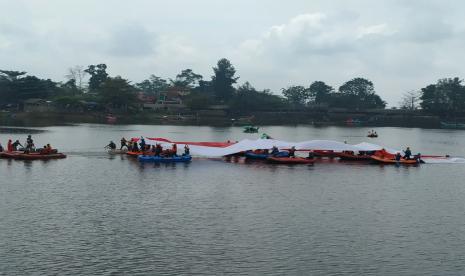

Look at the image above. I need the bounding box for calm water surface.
[1,124,465,275]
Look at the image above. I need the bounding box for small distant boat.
[106,114,117,124]
[243,125,259,133]
[367,133,378,138]
[138,155,192,163]
[267,156,315,165]
[440,122,465,129]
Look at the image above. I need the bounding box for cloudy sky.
[1,0,464,106]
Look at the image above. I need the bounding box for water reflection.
[1,125,465,275]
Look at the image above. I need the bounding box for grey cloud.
[106,24,156,57]
[2,0,465,107]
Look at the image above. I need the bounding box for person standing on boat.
[7,139,13,152]
[120,137,128,150]
[26,135,34,151]
[403,147,412,160]
[139,137,146,151]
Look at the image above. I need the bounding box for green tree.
[308,81,334,104]
[171,69,203,88]
[337,78,385,109]
[100,76,137,110]
[0,70,60,103]
[419,84,438,112]
[85,64,108,91]
[420,78,465,114]
[230,82,286,111]
[211,58,239,102]
[0,70,27,81]
[184,80,215,109]
[282,85,310,106]
[136,75,169,96]
[60,79,80,96]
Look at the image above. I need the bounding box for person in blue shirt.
[403,147,412,160]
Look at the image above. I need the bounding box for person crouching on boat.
[106,141,116,150]
[183,145,190,156]
[307,150,315,159]
[12,140,23,151]
[289,146,296,158]
[270,146,279,156]
[39,145,50,154]
[414,153,423,163]
[395,152,402,161]
[403,147,412,160]
[42,144,53,154]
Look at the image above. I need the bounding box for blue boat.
[245,151,289,160]
[138,155,192,163]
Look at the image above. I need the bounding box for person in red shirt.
[172,144,178,156]
[7,139,13,152]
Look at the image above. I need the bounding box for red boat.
[267,156,315,164]
[313,150,339,158]
[0,151,66,160]
[106,114,117,124]
[337,152,372,161]
[370,155,420,165]
[126,151,148,157]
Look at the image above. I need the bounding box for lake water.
[1,124,465,275]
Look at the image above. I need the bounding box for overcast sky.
[1,0,464,106]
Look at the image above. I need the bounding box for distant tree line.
[418,78,465,116]
[4,59,465,115]
[281,78,386,109]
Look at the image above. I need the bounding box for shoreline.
[0,110,460,129]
